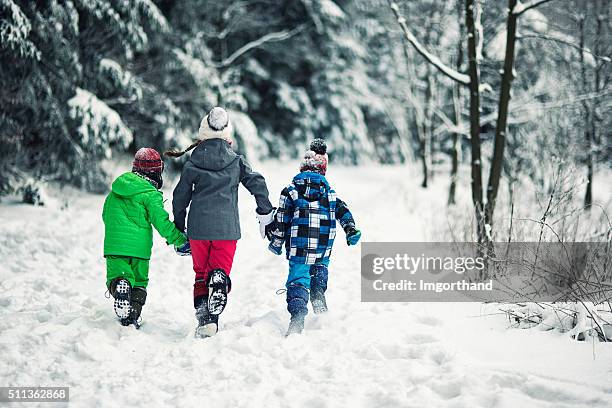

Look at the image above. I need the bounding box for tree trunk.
[448,83,460,204]
[587,0,605,209]
[578,7,593,208]
[422,66,435,188]
[449,0,465,206]
[419,123,429,188]
[425,7,440,188]
[401,44,429,188]
[485,0,518,231]
[465,0,485,242]
[427,72,436,185]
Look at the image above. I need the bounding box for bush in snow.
[20,179,47,206]
[502,302,612,342]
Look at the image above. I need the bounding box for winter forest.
[1,0,612,407]
[1,0,610,239]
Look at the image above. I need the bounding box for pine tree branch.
[388,1,471,86]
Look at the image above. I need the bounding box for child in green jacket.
[103,148,190,327]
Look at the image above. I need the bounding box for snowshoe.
[207,269,230,316]
[111,278,131,320]
[195,303,218,338]
[285,314,305,337]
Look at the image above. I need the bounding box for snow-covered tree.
[0,0,608,211]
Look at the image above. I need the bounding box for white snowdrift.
[1,163,611,407]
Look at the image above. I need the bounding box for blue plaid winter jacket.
[269,172,355,264]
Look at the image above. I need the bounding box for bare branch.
[434,88,612,136]
[519,33,612,62]
[388,1,471,85]
[515,89,612,111]
[513,0,555,16]
[215,25,306,68]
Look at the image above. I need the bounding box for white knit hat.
[198,107,233,143]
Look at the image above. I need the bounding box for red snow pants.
[190,239,237,309]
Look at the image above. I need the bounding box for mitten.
[268,243,283,256]
[256,209,276,240]
[175,240,191,256]
[345,226,361,246]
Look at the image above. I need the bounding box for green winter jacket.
[102,172,186,260]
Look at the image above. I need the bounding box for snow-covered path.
[1,163,611,407]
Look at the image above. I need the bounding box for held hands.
[256,209,276,240]
[345,226,361,246]
[268,243,283,256]
[175,240,191,256]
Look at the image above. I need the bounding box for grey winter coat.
[172,138,273,240]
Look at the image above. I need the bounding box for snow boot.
[286,313,306,336]
[110,277,131,321]
[124,287,146,328]
[310,264,329,314]
[193,278,207,310]
[207,268,231,315]
[285,284,309,336]
[195,303,219,338]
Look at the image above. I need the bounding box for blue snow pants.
[285,259,329,316]
[286,259,330,289]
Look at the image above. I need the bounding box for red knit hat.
[132,148,164,173]
[300,139,328,175]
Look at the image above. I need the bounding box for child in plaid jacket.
[267,139,361,335]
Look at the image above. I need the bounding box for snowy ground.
[1,162,611,408]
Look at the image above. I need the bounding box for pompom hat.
[132,147,164,173]
[198,106,233,143]
[300,138,328,175]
